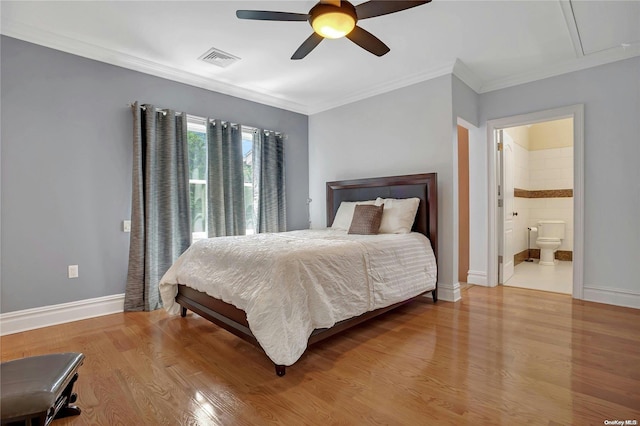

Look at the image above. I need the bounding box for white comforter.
[159,229,437,366]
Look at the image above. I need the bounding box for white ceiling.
[2,1,639,114]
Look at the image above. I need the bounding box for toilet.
[536,220,565,265]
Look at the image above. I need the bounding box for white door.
[498,130,515,284]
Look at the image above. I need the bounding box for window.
[187,117,207,242]
[241,129,255,234]
[187,117,256,241]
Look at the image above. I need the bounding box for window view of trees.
[187,120,255,242]
[242,132,255,234]
[188,129,207,241]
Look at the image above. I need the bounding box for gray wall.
[1,36,309,313]
[309,76,456,289]
[452,75,479,127]
[477,56,640,306]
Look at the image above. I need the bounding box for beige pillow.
[331,200,376,230]
[375,197,420,234]
[348,204,384,235]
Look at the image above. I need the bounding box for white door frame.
[486,104,584,298]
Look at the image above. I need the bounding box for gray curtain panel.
[253,130,287,233]
[207,119,246,237]
[125,102,191,311]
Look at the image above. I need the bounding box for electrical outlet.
[68,265,79,279]
[123,220,131,233]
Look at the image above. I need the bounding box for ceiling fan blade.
[355,1,430,20]
[346,26,390,57]
[291,33,325,60]
[236,10,309,21]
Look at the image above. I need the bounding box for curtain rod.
[127,102,182,116]
[128,102,286,137]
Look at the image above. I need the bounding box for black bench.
[1,353,84,426]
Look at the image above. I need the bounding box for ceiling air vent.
[198,47,241,68]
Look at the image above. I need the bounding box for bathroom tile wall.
[513,142,530,253]
[514,196,530,254]
[509,133,574,256]
[513,142,530,189]
[529,147,573,190]
[527,146,574,252]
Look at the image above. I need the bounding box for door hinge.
[498,255,503,264]
[497,142,503,151]
[498,199,503,207]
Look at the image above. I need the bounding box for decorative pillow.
[331,200,376,230]
[374,197,420,234]
[348,204,384,235]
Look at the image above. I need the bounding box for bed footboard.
[176,285,435,376]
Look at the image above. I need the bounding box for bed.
[159,173,438,376]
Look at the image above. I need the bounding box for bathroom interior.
[503,118,574,294]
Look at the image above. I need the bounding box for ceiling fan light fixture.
[312,12,356,39]
[309,2,358,39]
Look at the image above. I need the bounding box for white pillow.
[375,197,420,234]
[331,200,376,230]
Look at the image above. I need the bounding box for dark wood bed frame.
[175,173,438,376]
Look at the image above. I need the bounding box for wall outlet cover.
[68,265,79,279]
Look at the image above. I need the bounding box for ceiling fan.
[236,1,431,60]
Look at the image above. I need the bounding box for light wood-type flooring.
[2,285,639,425]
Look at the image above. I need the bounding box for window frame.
[186,116,257,240]
[187,116,208,242]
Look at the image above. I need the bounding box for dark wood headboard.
[326,173,438,261]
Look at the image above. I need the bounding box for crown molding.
[3,18,638,115]
[307,62,457,114]
[1,19,311,114]
[479,44,640,93]
[1,19,462,116]
[451,58,483,93]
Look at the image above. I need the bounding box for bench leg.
[53,372,82,420]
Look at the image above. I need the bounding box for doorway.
[487,105,584,299]
[499,120,574,294]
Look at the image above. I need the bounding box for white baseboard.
[0,293,125,336]
[582,286,640,310]
[467,270,488,286]
[438,282,462,302]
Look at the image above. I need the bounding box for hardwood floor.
[2,285,639,425]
